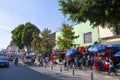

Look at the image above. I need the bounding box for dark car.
[0,56,9,67]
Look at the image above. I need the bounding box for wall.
[73,21,99,46]
[98,27,114,38]
[55,21,99,48]
[55,30,61,49]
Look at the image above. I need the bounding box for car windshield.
[0,54,3,56]
[26,56,31,59]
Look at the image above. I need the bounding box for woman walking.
[108,58,117,76]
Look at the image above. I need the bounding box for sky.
[0,0,72,50]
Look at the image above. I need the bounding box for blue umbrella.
[88,45,98,52]
[88,44,104,53]
[70,48,77,54]
[66,50,71,56]
[97,44,105,51]
[114,51,120,57]
[66,48,77,56]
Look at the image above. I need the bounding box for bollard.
[45,64,46,68]
[72,69,75,75]
[60,67,62,72]
[51,65,53,70]
[91,72,93,80]
[34,63,37,66]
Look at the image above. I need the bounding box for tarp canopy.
[55,50,68,54]
[105,44,120,50]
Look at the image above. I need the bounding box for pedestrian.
[74,56,79,69]
[39,57,44,67]
[64,57,67,68]
[14,56,18,65]
[44,56,49,67]
[108,58,117,76]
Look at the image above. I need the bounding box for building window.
[84,32,92,44]
[116,25,120,35]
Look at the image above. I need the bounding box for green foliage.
[59,0,120,28]
[31,32,42,54]
[11,24,24,49]
[11,22,40,51]
[40,28,55,54]
[57,23,79,50]
[23,22,40,47]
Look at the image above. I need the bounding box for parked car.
[0,56,9,67]
[23,56,32,65]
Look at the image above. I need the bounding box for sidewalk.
[46,64,120,80]
[19,61,120,80]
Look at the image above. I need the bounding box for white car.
[23,56,32,65]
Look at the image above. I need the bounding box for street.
[0,61,85,80]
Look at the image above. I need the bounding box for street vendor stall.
[53,50,68,64]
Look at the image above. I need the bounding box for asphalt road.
[0,61,85,80]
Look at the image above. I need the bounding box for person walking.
[64,57,67,68]
[44,56,49,67]
[14,56,18,65]
[108,58,117,76]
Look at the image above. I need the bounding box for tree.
[58,0,120,28]
[11,22,40,52]
[11,24,24,50]
[40,28,54,54]
[31,32,42,54]
[57,23,79,50]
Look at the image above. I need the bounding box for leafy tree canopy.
[57,23,79,50]
[31,32,42,54]
[59,0,120,28]
[41,28,54,54]
[11,24,24,49]
[11,22,40,51]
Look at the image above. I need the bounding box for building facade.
[55,21,99,49]
[6,41,18,54]
[73,21,99,46]
[55,22,120,49]
[99,26,120,45]
[55,30,61,49]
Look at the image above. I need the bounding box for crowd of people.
[54,43,120,76]
[10,43,120,76]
